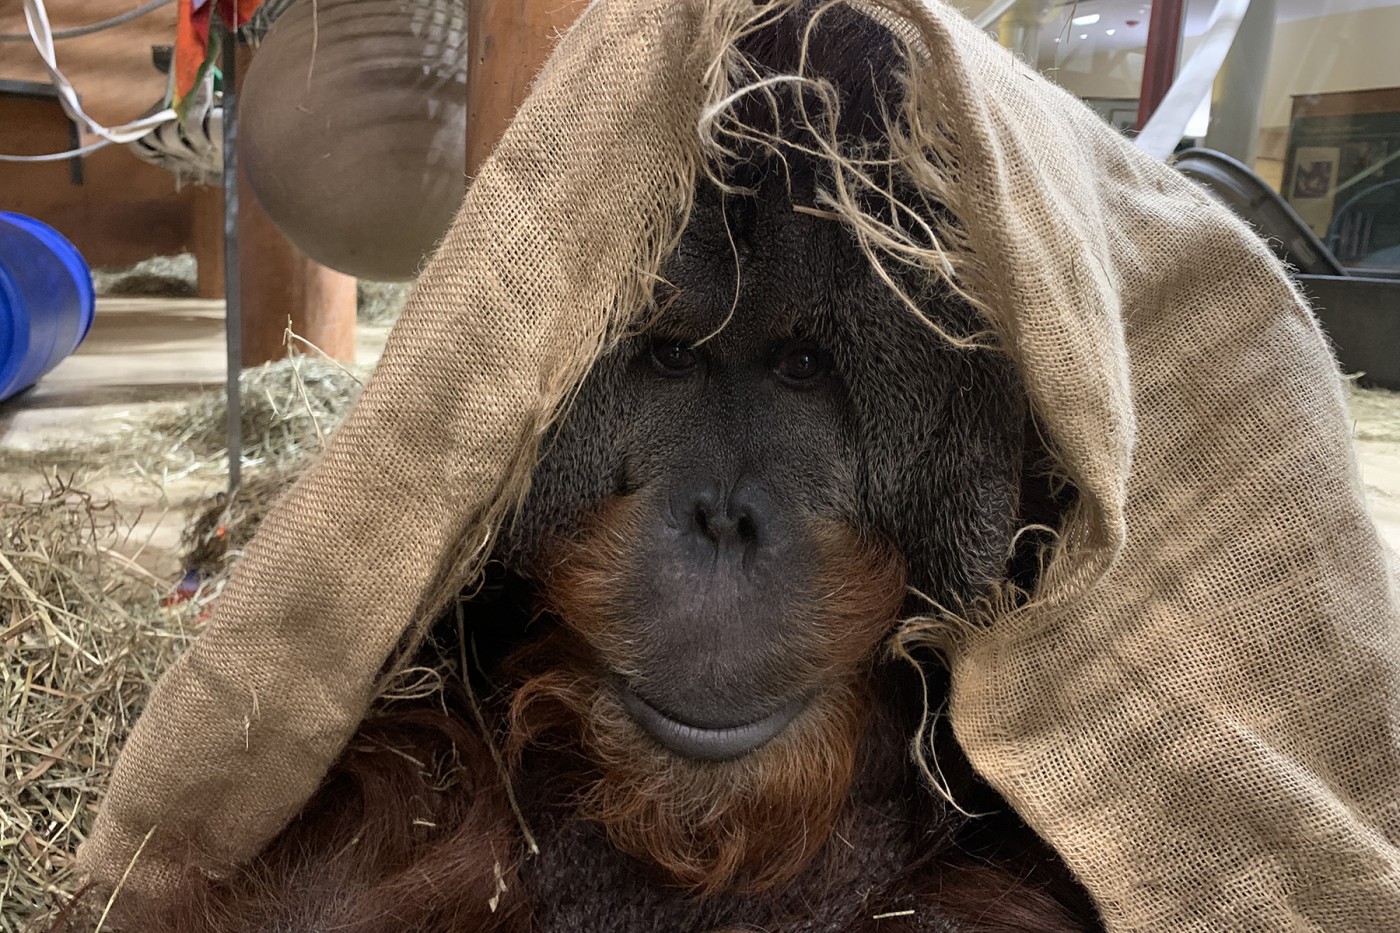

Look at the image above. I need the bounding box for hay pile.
[1349,385,1400,444]
[91,255,198,299]
[2,356,368,487]
[146,355,369,470]
[0,354,364,929]
[357,280,413,324]
[90,251,411,326]
[179,471,301,580]
[0,481,202,930]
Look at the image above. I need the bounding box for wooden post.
[1136,0,1187,131]
[192,183,226,299]
[465,0,587,177]
[234,43,357,368]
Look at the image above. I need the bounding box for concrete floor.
[1,298,1397,578]
[0,297,388,451]
[0,297,390,576]
[1359,439,1400,552]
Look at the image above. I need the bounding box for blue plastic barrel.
[0,212,95,403]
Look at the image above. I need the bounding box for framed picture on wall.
[1289,146,1342,236]
[1285,89,1400,258]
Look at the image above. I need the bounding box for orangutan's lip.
[618,687,808,762]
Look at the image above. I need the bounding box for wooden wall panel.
[0,1,198,268]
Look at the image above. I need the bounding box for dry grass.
[1348,385,1400,444]
[180,471,299,580]
[357,280,413,325]
[146,354,368,470]
[91,255,198,299]
[0,346,360,929]
[0,478,205,930]
[90,254,410,325]
[1,355,367,488]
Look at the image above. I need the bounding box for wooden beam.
[1137,0,1186,131]
[465,0,587,178]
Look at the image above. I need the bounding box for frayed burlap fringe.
[78,2,1400,930]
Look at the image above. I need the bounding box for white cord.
[19,0,178,144]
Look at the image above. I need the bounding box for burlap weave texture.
[79,2,1400,929]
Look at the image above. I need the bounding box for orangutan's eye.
[774,341,831,385]
[649,338,698,376]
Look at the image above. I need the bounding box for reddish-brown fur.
[59,498,1095,932]
[513,494,907,894]
[60,709,530,933]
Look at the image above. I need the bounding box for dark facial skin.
[505,160,1028,760]
[491,0,1037,765]
[612,200,862,745]
[100,9,1097,932]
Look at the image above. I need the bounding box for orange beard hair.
[505,495,907,895]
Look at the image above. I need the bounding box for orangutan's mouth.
[618,686,809,761]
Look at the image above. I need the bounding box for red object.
[1136,0,1187,130]
[174,0,264,112]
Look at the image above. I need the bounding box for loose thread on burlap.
[891,569,1054,820]
[456,603,540,857]
[92,825,157,933]
[624,268,685,342]
[694,193,745,346]
[886,604,988,820]
[695,0,996,352]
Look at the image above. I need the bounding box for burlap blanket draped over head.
[77,1,1400,929]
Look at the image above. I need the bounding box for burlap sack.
[78,1,1400,929]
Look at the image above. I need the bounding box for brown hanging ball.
[239,0,467,281]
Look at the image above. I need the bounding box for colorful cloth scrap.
[173,0,264,116]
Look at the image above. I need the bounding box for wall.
[0,0,175,132]
[0,92,209,268]
[1016,1,1400,187]
[1259,5,1400,130]
[0,0,209,268]
[1035,27,1211,104]
[1018,3,1400,134]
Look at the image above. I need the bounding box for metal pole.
[1137,0,1187,130]
[1204,0,1275,165]
[221,10,243,493]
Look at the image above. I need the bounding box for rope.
[0,0,174,42]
